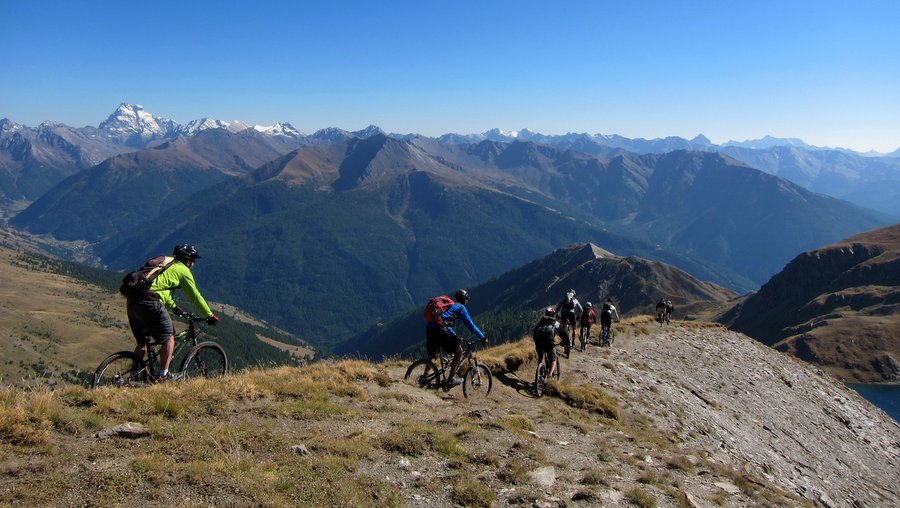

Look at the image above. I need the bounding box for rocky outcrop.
[575,323,900,507]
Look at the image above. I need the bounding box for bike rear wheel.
[580,328,588,351]
[180,342,228,379]
[534,363,546,397]
[92,351,147,389]
[404,359,442,389]
[463,362,492,398]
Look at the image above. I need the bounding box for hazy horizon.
[2,1,898,153]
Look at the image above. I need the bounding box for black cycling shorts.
[426,326,460,357]
[533,336,557,360]
[127,299,175,345]
[600,313,612,328]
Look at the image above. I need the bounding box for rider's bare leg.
[158,335,175,374]
[447,346,464,379]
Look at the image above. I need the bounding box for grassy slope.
[0,325,806,508]
[1,316,896,506]
[0,247,127,385]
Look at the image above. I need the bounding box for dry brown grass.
[478,337,536,373]
[551,382,620,420]
[0,343,817,507]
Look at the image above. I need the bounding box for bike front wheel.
[180,342,228,379]
[92,351,147,389]
[404,359,442,389]
[463,362,493,398]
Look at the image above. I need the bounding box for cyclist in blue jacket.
[425,289,488,387]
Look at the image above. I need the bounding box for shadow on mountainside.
[1,320,897,507]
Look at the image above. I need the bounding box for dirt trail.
[5,321,897,507]
[380,320,900,507]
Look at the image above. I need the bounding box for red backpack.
[424,295,456,327]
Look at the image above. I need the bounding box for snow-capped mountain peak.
[96,103,178,145]
[179,117,229,135]
[354,125,385,138]
[99,103,172,135]
[0,118,23,136]
[225,120,250,133]
[252,122,302,137]
[483,128,520,140]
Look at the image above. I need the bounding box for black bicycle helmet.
[173,244,201,261]
[544,307,556,317]
[455,289,470,303]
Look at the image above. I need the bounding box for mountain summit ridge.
[9,102,899,155]
[720,223,900,382]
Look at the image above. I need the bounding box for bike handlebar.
[179,313,206,325]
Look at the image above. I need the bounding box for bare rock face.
[578,323,900,506]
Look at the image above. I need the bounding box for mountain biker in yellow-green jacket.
[126,244,220,381]
[152,259,213,317]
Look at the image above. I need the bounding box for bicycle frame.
[406,337,492,397]
[534,338,562,397]
[599,324,614,347]
[142,314,204,376]
[92,312,228,389]
[439,339,481,379]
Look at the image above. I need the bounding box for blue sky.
[2,1,899,152]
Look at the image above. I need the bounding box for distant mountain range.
[1,103,897,352]
[3,103,900,219]
[6,129,891,352]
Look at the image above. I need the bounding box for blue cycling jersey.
[426,303,485,339]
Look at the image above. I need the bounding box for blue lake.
[847,384,900,422]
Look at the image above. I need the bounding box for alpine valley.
[1,103,898,381]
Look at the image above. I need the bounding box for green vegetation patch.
[500,414,536,434]
[554,383,620,420]
[451,474,496,508]
[626,486,657,508]
[379,421,465,459]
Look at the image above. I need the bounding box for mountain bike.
[534,340,563,398]
[403,338,493,398]
[657,308,671,326]
[578,324,591,351]
[560,318,575,357]
[91,313,227,388]
[599,323,615,348]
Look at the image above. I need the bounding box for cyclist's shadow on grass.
[495,371,539,398]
